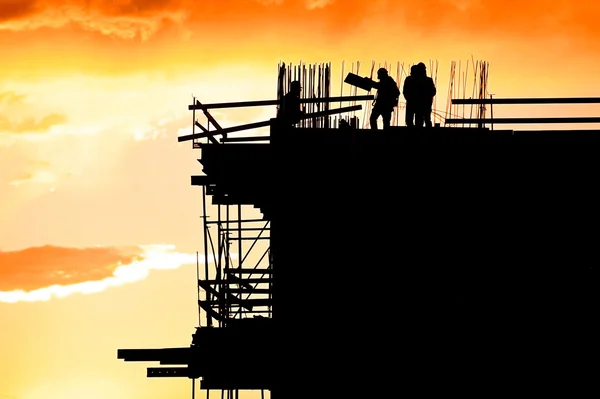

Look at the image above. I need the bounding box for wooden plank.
[344,73,374,91]
[117,347,191,362]
[189,99,279,110]
[187,95,374,110]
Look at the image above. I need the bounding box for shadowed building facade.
[120,121,599,397]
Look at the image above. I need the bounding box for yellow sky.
[2,0,600,398]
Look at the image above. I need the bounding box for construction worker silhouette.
[369,68,400,130]
[402,65,419,127]
[413,62,436,128]
[278,80,305,126]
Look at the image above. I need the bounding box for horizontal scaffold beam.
[117,347,192,362]
[202,277,273,285]
[228,268,274,274]
[445,117,600,124]
[201,377,271,390]
[451,97,600,105]
[198,298,272,309]
[191,175,213,186]
[178,105,362,142]
[227,288,271,294]
[221,136,270,143]
[188,95,374,110]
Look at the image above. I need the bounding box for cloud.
[0,0,37,21]
[0,90,67,136]
[0,90,27,105]
[388,0,577,38]
[0,244,198,302]
[305,0,334,9]
[8,170,56,186]
[0,0,191,40]
[268,0,600,45]
[0,113,67,134]
[0,244,143,291]
[0,76,196,145]
[1,1,598,45]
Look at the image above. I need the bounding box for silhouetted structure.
[118,61,600,399]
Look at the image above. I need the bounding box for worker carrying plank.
[344,68,400,130]
[369,68,400,130]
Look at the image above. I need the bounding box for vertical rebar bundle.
[445,58,490,128]
[277,61,332,128]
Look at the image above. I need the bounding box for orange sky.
[2,1,600,398]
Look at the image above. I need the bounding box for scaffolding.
[195,164,273,327]
[189,61,348,399]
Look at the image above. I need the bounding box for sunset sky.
[2,1,600,398]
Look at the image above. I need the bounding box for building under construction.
[118,61,600,398]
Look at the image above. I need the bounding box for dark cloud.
[0,0,37,22]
